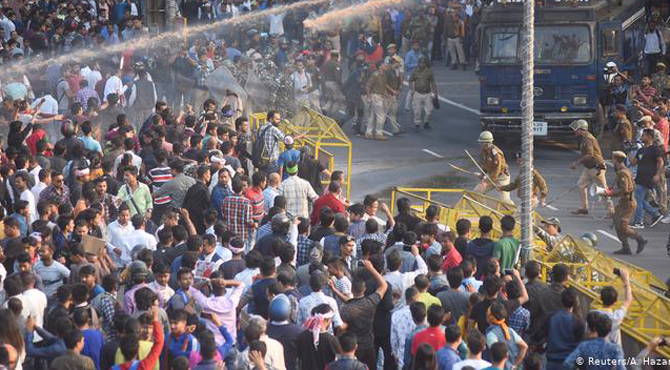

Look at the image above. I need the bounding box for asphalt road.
[341,63,670,283]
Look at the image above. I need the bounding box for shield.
[244,69,272,110]
[204,67,248,105]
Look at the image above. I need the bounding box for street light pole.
[519,0,535,264]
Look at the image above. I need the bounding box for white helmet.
[478,131,494,143]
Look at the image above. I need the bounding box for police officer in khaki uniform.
[384,53,405,135]
[474,131,513,205]
[365,61,389,141]
[569,119,615,216]
[409,56,437,131]
[611,104,634,153]
[498,152,548,209]
[606,151,648,255]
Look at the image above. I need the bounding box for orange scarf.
[487,308,510,340]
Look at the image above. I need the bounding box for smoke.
[303,0,410,31]
[2,0,329,78]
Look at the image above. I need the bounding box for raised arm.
[363,259,387,298]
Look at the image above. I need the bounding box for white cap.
[284,136,295,145]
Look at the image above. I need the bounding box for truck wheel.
[592,103,606,139]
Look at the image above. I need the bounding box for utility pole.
[166,0,177,30]
[519,0,535,264]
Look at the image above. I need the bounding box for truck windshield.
[482,25,591,64]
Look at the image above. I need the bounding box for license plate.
[533,121,548,136]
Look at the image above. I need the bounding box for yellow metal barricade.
[250,108,353,198]
[388,186,670,358]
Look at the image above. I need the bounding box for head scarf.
[302,311,334,347]
[487,307,510,340]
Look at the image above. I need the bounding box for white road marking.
[437,95,481,115]
[402,81,480,115]
[545,204,559,211]
[423,149,444,158]
[598,229,621,242]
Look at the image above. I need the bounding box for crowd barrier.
[390,187,670,359]
[250,108,352,198]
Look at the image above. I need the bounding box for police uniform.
[365,68,388,139]
[474,135,513,205]
[321,57,343,116]
[651,69,670,93]
[499,168,548,210]
[612,117,633,152]
[384,55,404,134]
[609,151,647,254]
[571,120,615,214]
[306,64,323,113]
[274,68,295,119]
[409,16,430,49]
[410,63,435,128]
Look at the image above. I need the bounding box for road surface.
[342,63,670,283]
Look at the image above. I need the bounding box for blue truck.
[477,0,646,140]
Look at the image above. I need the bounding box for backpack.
[251,124,273,169]
[112,359,141,370]
[485,325,519,370]
[56,78,71,108]
[326,357,368,370]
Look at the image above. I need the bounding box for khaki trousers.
[412,92,433,126]
[384,95,402,133]
[474,173,513,205]
[365,93,386,136]
[578,167,614,211]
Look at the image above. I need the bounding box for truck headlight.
[487,97,500,106]
[572,96,587,106]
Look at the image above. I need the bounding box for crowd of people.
[0,0,486,142]
[0,0,666,369]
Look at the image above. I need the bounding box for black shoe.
[636,237,648,254]
[613,247,632,255]
[651,214,663,228]
[395,129,407,136]
[450,65,458,70]
[414,125,421,132]
[424,123,432,130]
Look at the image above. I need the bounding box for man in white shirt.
[103,65,127,104]
[362,195,388,229]
[123,214,158,251]
[197,234,226,276]
[80,63,103,89]
[0,13,15,42]
[263,172,281,213]
[106,204,135,267]
[31,169,51,201]
[594,268,631,347]
[113,138,143,175]
[15,173,37,223]
[384,244,427,309]
[291,60,312,109]
[21,272,48,342]
[268,12,285,37]
[645,21,666,74]
[452,330,491,370]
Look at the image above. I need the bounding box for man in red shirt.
[310,181,345,226]
[244,172,267,226]
[440,232,463,271]
[411,304,447,355]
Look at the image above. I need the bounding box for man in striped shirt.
[147,149,173,224]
